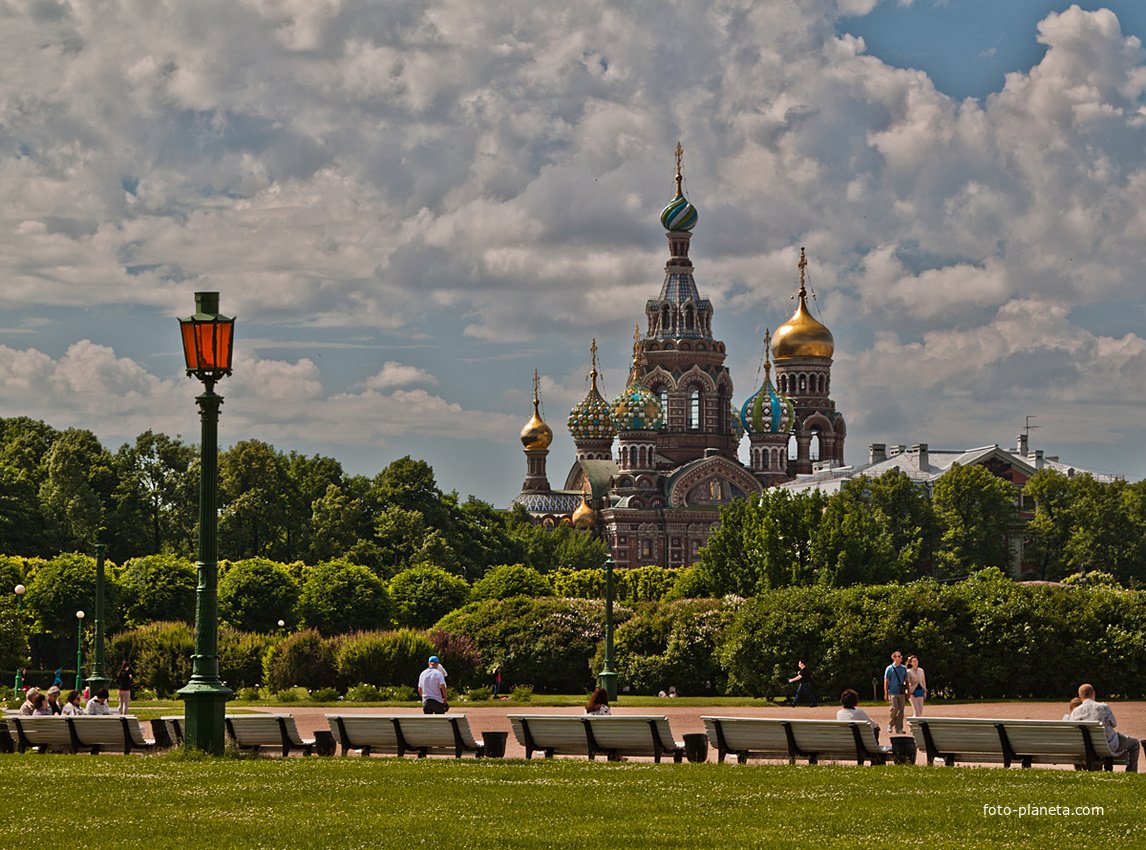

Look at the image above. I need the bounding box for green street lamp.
[176,291,235,754]
[12,584,26,691]
[74,610,85,691]
[597,557,618,701]
[85,543,112,696]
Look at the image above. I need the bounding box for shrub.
[426,628,482,690]
[465,686,492,702]
[389,566,470,628]
[107,621,193,697]
[120,554,196,626]
[333,629,436,688]
[236,687,261,701]
[27,552,121,639]
[510,684,533,702]
[469,564,552,601]
[435,597,625,693]
[262,629,336,693]
[218,559,299,633]
[219,628,275,690]
[274,689,298,702]
[345,683,382,702]
[297,560,395,635]
[381,685,417,702]
[309,687,340,702]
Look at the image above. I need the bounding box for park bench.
[326,714,488,758]
[150,716,185,749]
[508,715,685,762]
[10,716,155,755]
[908,717,1130,770]
[701,716,892,765]
[225,714,315,757]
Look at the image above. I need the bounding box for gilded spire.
[797,246,808,301]
[772,247,835,361]
[589,337,600,391]
[674,141,684,198]
[628,324,642,383]
[763,328,773,381]
[520,368,553,450]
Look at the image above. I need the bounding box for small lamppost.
[597,557,618,701]
[176,291,235,754]
[12,584,26,691]
[85,543,112,695]
[74,610,85,691]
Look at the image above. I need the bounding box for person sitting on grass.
[836,688,880,742]
[585,687,611,715]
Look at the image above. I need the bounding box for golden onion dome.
[772,247,834,361]
[571,492,595,530]
[520,370,554,451]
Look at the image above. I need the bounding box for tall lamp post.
[176,291,235,754]
[74,610,85,691]
[12,584,26,691]
[597,557,617,701]
[85,543,112,696]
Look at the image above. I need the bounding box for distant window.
[689,389,700,429]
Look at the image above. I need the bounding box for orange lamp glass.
[179,292,235,379]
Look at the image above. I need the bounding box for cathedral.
[512,146,846,568]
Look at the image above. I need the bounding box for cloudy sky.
[3,0,1146,504]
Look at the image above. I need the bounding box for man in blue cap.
[418,655,449,714]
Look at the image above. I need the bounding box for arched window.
[689,389,700,429]
[658,387,668,417]
[762,449,770,470]
[799,374,807,393]
[684,305,694,331]
[662,305,671,333]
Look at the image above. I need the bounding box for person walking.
[787,659,817,707]
[906,655,927,717]
[492,666,502,698]
[883,651,908,734]
[417,656,449,715]
[116,661,135,716]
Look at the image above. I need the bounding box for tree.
[218,558,299,632]
[371,505,428,577]
[932,463,1018,577]
[389,566,470,628]
[120,554,197,626]
[308,483,366,563]
[112,430,198,558]
[296,559,394,635]
[38,429,116,551]
[812,471,932,585]
[469,564,553,601]
[219,440,292,559]
[283,451,345,562]
[1024,468,1076,580]
[369,456,449,530]
[25,552,120,639]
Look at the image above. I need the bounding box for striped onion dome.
[741,373,795,436]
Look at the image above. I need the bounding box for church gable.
[666,457,763,508]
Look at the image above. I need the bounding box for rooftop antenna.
[1024,415,1039,439]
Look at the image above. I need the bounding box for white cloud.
[362,361,439,390]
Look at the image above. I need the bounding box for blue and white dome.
[740,378,794,436]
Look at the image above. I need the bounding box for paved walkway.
[250,699,1146,766]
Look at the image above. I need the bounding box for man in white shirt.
[85,687,114,716]
[418,656,448,715]
[1070,683,1139,772]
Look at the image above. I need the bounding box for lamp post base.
[85,675,112,696]
[598,669,618,703]
[178,683,233,754]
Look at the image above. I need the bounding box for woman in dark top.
[788,660,818,707]
[116,661,135,716]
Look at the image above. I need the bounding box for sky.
[2,0,1146,505]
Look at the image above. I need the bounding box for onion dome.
[567,339,617,441]
[659,142,698,232]
[571,491,595,530]
[773,247,834,361]
[610,326,664,432]
[742,331,796,435]
[520,370,553,451]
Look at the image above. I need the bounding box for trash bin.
[683,732,709,764]
[482,731,508,758]
[314,730,336,757]
[890,735,916,765]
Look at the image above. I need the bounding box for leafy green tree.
[296,559,394,635]
[218,558,299,632]
[371,505,428,577]
[369,456,450,530]
[219,440,292,559]
[0,418,57,554]
[389,566,470,628]
[1060,476,1130,581]
[469,564,553,601]
[120,554,197,626]
[38,429,116,551]
[812,470,932,585]
[112,430,197,557]
[309,483,366,563]
[283,451,345,562]
[448,497,525,578]
[932,463,1017,577]
[1024,468,1076,579]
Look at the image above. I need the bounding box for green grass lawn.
[0,753,1140,849]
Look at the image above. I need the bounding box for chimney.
[1017,433,1028,456]
[912,443,928,471]
[869,443,887,464]
[1033,449,1044,469]
[889,444,906,456]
